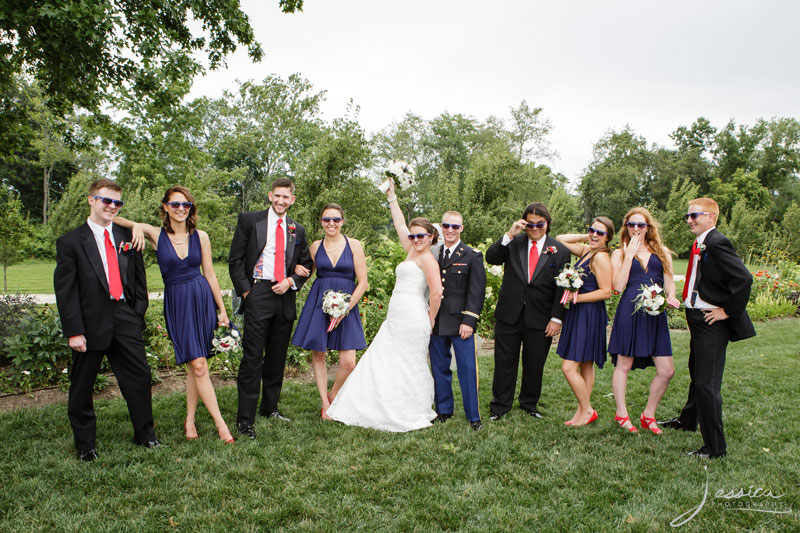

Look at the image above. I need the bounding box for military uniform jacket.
[432,242,487,337]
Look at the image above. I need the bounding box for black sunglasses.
[441,223,462,230]
[684,212,711,220]
[625,222,648,229]
[166,201,193,209]
[524,222,547,229]
[587,227,608,236]
[92,195,124,208]
[407,233,430,241]
[321,217,343,223]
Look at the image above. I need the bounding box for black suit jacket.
[228,210,312,319]
[695,228,756,341]
[433,242,486,337]
[486,234,571,329]
[54,223,148,351]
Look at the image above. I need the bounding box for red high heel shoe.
[586,410,598,425]
[615,415,638,433]
[640,413,663,435]
[185,422,199,440]
[218,429,235,444]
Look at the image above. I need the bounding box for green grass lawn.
[1,319,798,531]
[2,259,233,293]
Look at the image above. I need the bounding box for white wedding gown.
[326,261,436,432]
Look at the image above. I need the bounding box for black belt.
[110,299,128,305]
[253,279,279,286]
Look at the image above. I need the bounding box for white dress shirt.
[86,217,124,300]
[684,227,717,309]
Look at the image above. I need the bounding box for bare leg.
[188,357,233,442]
[643,356,675,419]
[612,355,635,430]
[329,349,356,401]
[310,350,332,418]
[561,360,594,425]
[185,367,199,438]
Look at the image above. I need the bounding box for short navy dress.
[556,254,608,369]
[157,229,217,364]
[608,253,673,370]
[292,237,367,352]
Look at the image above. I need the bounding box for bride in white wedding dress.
[326,180,443,432]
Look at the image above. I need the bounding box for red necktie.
[274,218,285,282]
[528,242,539,282]
[682,240,699,301]
[105,229,123,300]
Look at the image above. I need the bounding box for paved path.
[4,289,235,305]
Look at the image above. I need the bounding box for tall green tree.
[0,190,30,291]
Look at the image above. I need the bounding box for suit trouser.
[429,334,480,422]
[237,282,293,424]
[680,309,729,455]
[490,314,552,415]
[68,301,155,451]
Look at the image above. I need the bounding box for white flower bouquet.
[556,264,585,306]
[212,324,242,355]
[378,159,416,192]
[322,290,351,332]
[632,283,667,316]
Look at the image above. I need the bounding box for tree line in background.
[2,72,799,271]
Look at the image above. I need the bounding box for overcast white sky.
[190,0,800,184]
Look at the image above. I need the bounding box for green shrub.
[2,304,71,391]
[0,294,38,365]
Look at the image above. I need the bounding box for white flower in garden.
[488,265,503,277]
[22,370,31,375]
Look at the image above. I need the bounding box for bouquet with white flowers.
[632,283,667,316]
[555,264,585,306]
[322,290,351,332]
[211,324,241,355]
[378,159,416,192]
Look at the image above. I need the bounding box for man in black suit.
[485,202,571,420]
[659,197,755,458]
[229,178,312,439]
[54,179,157,462]
[429,211,486,430]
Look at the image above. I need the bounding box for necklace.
[323,238,345,254]
[169,232,188,245]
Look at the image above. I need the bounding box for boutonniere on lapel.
[697,242,709,261]
[545,245,558,255]
[287,223,297,241]
[697,243,707,252]
[118,241,134,254]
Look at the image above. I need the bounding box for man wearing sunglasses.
[228,178,313,439]
[429,212,487,430]
[485,202,571,421]
[659,198,754,459]
[54,179,158,461]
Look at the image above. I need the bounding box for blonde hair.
[688,197,720,219]
[620,207,672,275]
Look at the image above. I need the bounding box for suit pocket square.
[548,263,557,267]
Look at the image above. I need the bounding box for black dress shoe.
[523,408,544,419]
[77,449,98,462]
[237,422,256,440]
[658,417,693,431]
[489,412,504,422]
[687,448,726,459]
[433,414,452,424]
[267,411,291,422]
[139,439,161,448]
[470,420,483,431]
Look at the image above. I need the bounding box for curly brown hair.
[408,217,439,246]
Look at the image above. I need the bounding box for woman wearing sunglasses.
[291,204,368,419]
[115,186,234,444]
[608,208,680,434]
[555,217,615,426]
[326,179,441,432]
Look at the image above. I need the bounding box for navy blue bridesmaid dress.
[556,253,608,368]
[156,229,217,364]
[292,237,367,351]
[608,253,673,370]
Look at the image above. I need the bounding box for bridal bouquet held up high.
[322,290,351,333]
[378,160,416,193]
[556,264,584,306]
[632,283,668,316]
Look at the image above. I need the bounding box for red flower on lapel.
[545,245,557,254]
[287,223,297,240]
[118,241,134,253]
